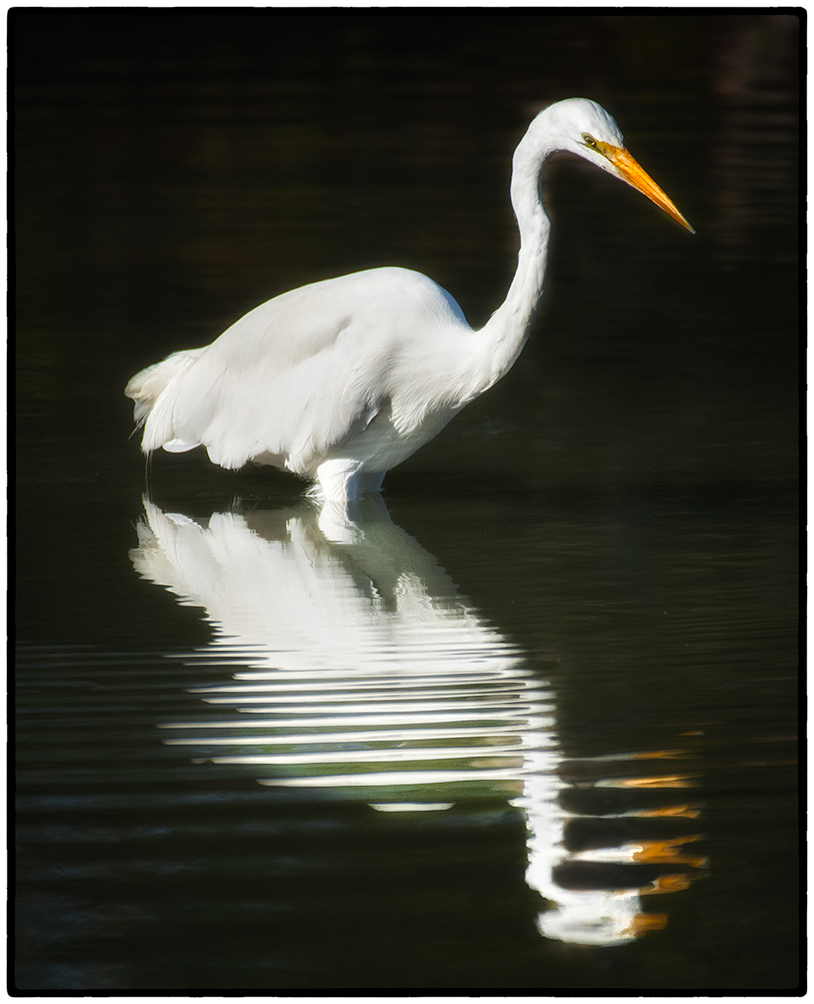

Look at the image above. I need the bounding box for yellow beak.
[597,141,695,234]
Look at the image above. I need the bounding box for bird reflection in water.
[131,495,707,947]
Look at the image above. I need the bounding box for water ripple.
[131,496,707,946]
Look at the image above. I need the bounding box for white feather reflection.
[131,496,704,946]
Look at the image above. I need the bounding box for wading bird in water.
[126,98,693,503]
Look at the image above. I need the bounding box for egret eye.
[582,133,598,150]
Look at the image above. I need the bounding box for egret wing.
[141,268,466,476]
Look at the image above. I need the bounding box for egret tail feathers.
[125,348,207,449]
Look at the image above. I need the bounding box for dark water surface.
[14,13,800,992]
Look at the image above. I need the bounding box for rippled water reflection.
[131,497,708,950]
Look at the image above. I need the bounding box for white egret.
[126,98,693,502]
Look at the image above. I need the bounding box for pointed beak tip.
[603,144,694,237]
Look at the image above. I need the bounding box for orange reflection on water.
[642,873,707,895]
[623,913,669,937]
[602,773,700,789]
[636,804,702,819]
[632,834,708,868]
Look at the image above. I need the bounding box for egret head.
[536,97,695,233]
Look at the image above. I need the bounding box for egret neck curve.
[473,123,555,392]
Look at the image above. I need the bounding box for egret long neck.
[476,129,554,387]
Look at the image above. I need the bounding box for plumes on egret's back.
[126,98,693,503]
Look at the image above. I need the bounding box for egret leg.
[317,500,361,543]
[315,459,365,503]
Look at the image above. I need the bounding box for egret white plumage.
[126,98,693,502]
